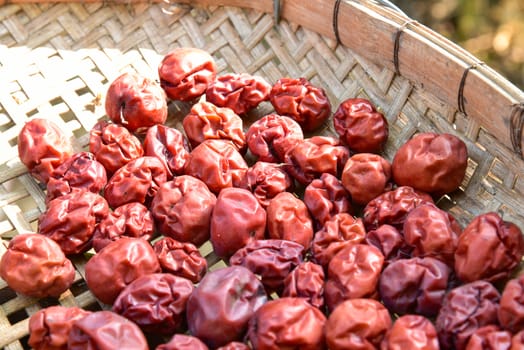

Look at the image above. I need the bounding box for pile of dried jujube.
[2,47,524,350]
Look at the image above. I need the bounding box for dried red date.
[92,202,154,253]
[85,237,160,305]
[18,118,73,184]
[150,175,217,246]
[465,325,512,350]
[39,189,109,255]
[365,224,410,264]
[210,187,266,259]
[304,173,352,228]
[341,153,392,205]
[112,273,193,335]
[282,261,325,309]
[392,132,468,196]
[325,243,384,311]
[499,274,524,333]
[183,101,246,152]
[454,212,524,283]
[380,314,439,350]
[157,334,210,350]
[269,77,331,132]
[247,297,326,350]
[46,151,107,203]
[229,239,304,293]
[245,113,304,163]
[153,236,207,283]
[184,139,248,194]
[512,331,524,348]
[237,161,294,208]
[67,310,148,350]
[403,203,461,265]
[284,136,350,185]
[206,73,271,115]
[266,191,314,249]
[435,280,501,350]
[363,186,434,232]
[216,342,250,350]
[326,298,392,350]
[104,156,167,208]
[28,306,91,350]
[333,98,388,153]
[379,257,451,317]
[105,72,167,133]
[311,213,366,268]
[186,266,267,348]
[89,120,144,175]
[143,124,190,178]
[0,233,75,298]
[158,47,217,101]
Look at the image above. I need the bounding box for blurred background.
[393,0,524,90]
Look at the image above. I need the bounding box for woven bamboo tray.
[0,0,523,349]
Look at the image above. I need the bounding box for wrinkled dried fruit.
[380,314,439,350]
[282,262,325,309]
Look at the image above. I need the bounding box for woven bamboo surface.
[0,1,523,349]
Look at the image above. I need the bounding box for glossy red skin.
[282,261,325,309]
[379,257,451,317]
[266,191,313,250]
[311,213,366,268]
[499,274,524,333]
[206,73,271,115]
[186,266,267,348]
[46,151,107,203]
[362,186,434,232]
[85,237,161,305]
[304,173,352,228]
[67,311,148,350]
[454,212,524,283]
[210,187,267,259]
[143,124,190,178]
[39,189,109,255]
[380,314,439,350]
[284,136,350,185]
[112,273,194,335]
[157,334,210,350]
[325,243,384,312]
[333,97,388,153]
[105,72,167,133]
[465,325,512,350]
[245,113,304,163]
[18,118,73,184]
[392,132,468,196]
[512,331,524,348]
[92,202,155,253]
[270,77,331,132]
[150,176,217,247]
[326,298,392,350]
[229,239,304,294]
[435,280,501,350]
[403,203,461,265]
[0,233,75,298]
[183,100,246,152]
[104,156,167,208]
[237,161,294,208]
[28,306,92,350]
[153,236,207,283]
[89,120,144,175]
[365,224,411,264]
[247,297,327,350]
[158,47,217,101]
[184,139,248,193]
[341,153,392,205]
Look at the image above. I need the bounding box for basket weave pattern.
[0,2,523,349]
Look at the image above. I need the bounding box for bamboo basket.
[0,0,523,349]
